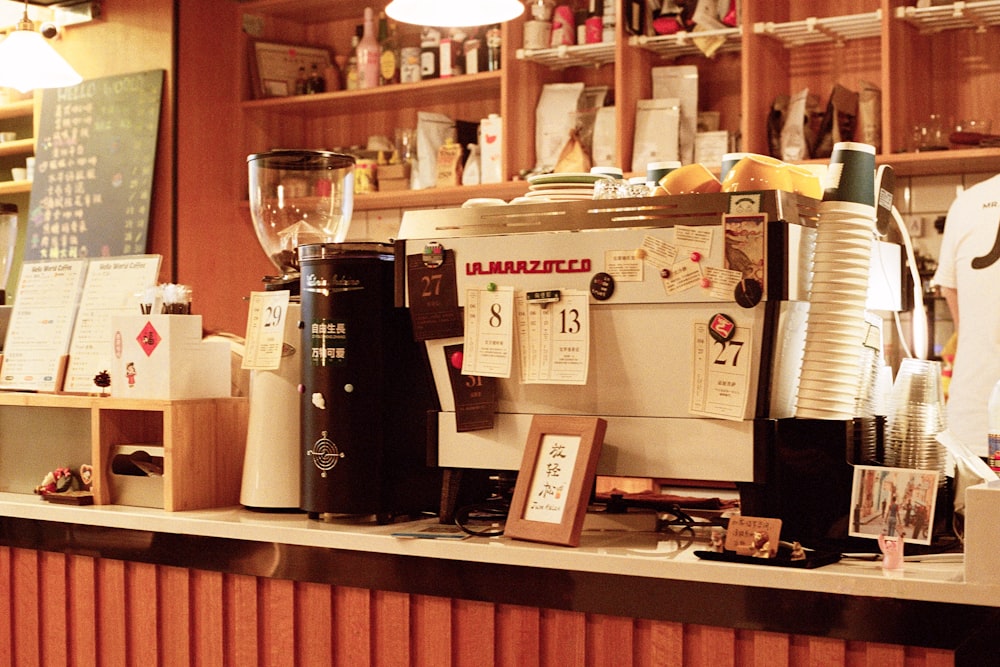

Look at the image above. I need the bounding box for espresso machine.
[241,150,355,510]
[396,192,903,544]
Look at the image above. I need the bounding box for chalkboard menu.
[26,69,164,261]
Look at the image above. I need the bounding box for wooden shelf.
[878,147,1000,177]
[353,180,528,211]
[0,138,33,158]
[238,0,366,23]
[242,70,502,118]
[0,392,248,511]
[0,179,31,196]
[0,99,33,122]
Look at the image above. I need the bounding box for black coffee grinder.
[298,242,441,522]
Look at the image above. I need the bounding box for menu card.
[62,255,161,394]
[0,259,88,392]
[27,70,164,260]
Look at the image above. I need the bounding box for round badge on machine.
[708,313,737,343]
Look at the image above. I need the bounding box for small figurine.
[751,531,772,559]
[709,526,726,553]
[789,541,806,561]
[79,464,93,490]
[878,531,905,571]
[34,467,76,496]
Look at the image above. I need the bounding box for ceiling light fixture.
[385,0,524,28]
[0,0,83,93]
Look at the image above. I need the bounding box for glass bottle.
[345,28,361,91]
[378,12,399,85]
[306,63,326,94]
[356,7,380,89]
[294,66,308,96]
[420,27,441,80]
[585,0,603,44]
[989,379,1000,471]
[485,25,501,72]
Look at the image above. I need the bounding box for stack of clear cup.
[885,358,947,483]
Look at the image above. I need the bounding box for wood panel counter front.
[0,494,996,665]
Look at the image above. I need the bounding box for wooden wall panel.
[259,577,296,667]
[125,561,159,667]
[412,594,452,666]
[496,603,540,667]
[224,573,260,667]
[191,569,225,666]
[372,589,411,666]
[333,585,371,666]
[39,551,68,666]
[634,619,684,667]
[12,547,40,667]
[454,598,495,667]
[68,554,97,667]
[0,546,957,667]
[295,581,334,667]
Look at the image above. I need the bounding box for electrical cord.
[454,497,509,537]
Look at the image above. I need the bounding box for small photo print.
[849,465,939,545]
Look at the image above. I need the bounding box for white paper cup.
[10,167,26,181]
[823,142,877,207]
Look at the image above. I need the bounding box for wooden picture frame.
[249,40,333,99]
[504,415,607,547]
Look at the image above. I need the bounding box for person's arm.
[941,285,959,335]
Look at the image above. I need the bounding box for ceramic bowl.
[658,163,721,195]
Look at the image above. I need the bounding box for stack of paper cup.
[795,142,878,420]
[794,202,875,419]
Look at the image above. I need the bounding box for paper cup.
[646,160,681,185]
[10,167,26,181]
[823,142,876,207]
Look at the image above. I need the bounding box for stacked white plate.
[521,172,614,203]
[794,200,876,420]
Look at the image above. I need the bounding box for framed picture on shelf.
[504,415,607,547]
[250,40,332,99]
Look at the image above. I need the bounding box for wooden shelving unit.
[0,393,248,511]
[234,0,1000,212]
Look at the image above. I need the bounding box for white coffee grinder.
[240,150,355,510]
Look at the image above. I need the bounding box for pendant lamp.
[0,0,83,93]
[386,0,524,27]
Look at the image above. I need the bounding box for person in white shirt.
[932,174,1000,459]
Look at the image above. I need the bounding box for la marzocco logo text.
[465,258,592,276]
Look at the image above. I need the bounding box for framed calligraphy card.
[505,415,607,547]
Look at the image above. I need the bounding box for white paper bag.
[631,98,680,173]
[535,82,584,172]
[651,65,698,164]
[416,111,455,189]
[591,106,618,167]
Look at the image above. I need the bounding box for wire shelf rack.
[754,11,883,48]
[895,0,1000,33]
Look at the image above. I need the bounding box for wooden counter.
[0,493,995,665]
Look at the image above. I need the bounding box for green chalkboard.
[26,69,164,260]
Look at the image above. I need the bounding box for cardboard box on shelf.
[110,314,231,400]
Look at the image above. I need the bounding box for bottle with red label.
[585,0,603,44]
